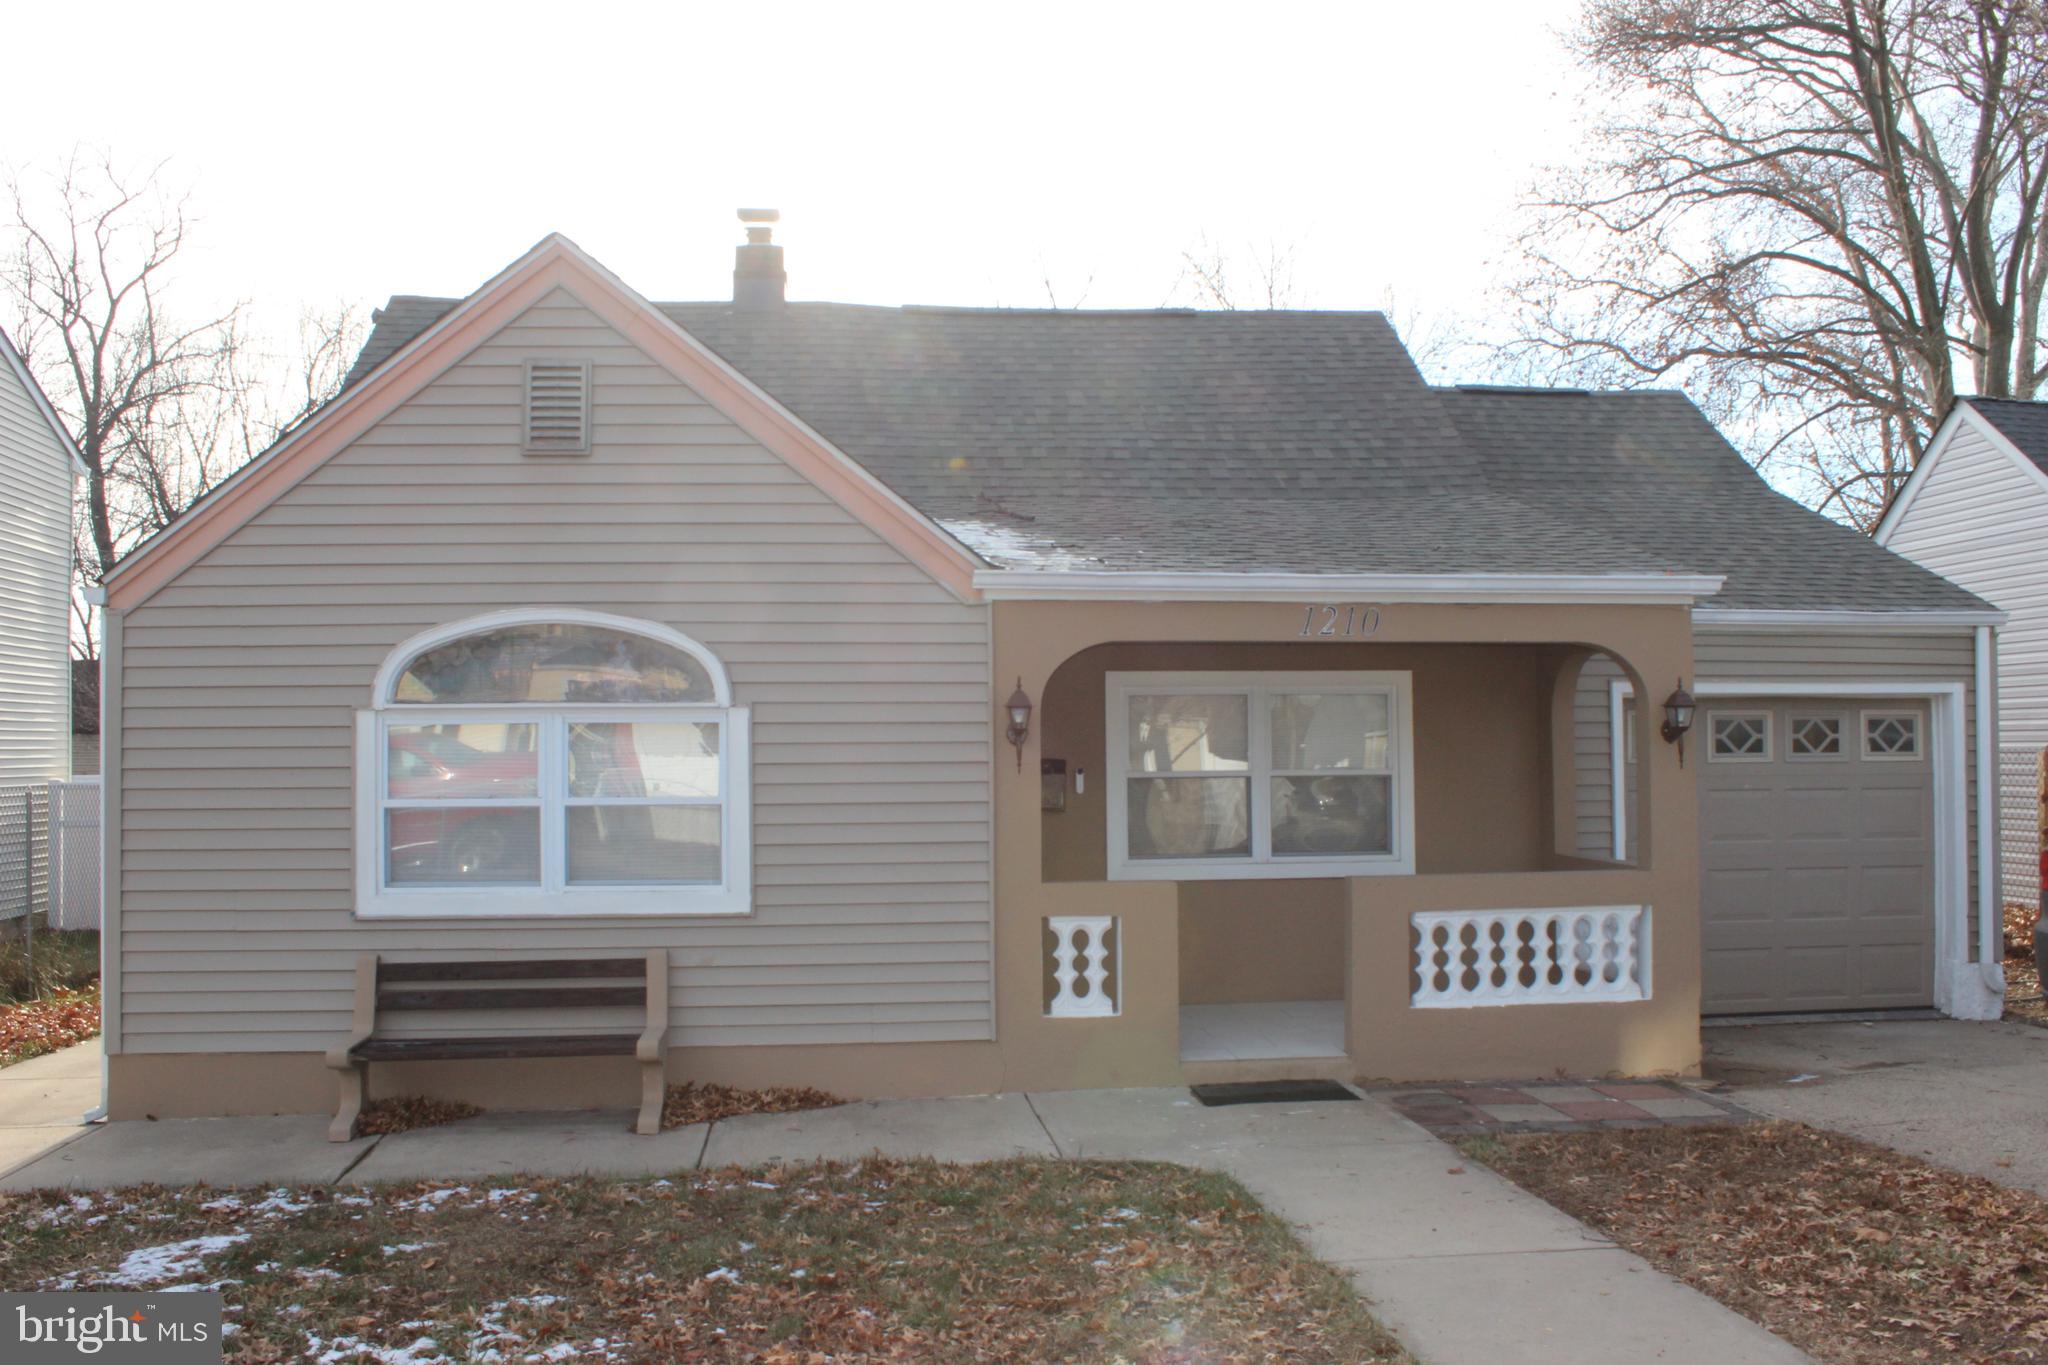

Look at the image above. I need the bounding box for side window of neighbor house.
[359,614,751,917]
[1108,672,1414,879]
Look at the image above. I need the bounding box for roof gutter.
[1692,607,2008,631]
[972,570,1727,605]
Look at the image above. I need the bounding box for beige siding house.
[0,329,84,785]
[1877,399,2048,913]
[97,228,2005,1123]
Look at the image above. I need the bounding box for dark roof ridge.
[1438,383,1691,400]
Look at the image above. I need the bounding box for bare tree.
[1173,234,1301,309]
[5,153,362,654]
[1504,0,2048,527]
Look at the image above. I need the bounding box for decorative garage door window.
[1787,715,1844,760]
[1104,670,1415,880]
[1862,711,1922,760]
[1708,712,1772,762]
[354,609,751,918]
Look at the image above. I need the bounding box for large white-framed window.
[354,608,751,918]
[1105,670,1416,881]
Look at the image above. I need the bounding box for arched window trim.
[372,607,733,709]
[355,609,749,920]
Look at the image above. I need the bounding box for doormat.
[1189,1080,1360,1107]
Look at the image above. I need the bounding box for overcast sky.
[9,0,1590,367]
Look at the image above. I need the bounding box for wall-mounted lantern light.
[1005,678,1033,770]
[1660,679,1697,766]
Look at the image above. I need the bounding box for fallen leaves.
[1467,1121,2048,1364]
[2004,902,2045,1028]
[661,1081,846,1130]
[355,1095,484,1136]
[0,986,99,1067]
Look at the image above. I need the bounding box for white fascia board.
[1692,607,2007,632]
[972,570,1727,604]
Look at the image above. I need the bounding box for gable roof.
[0,326,88,478]
[103,235,982,610]
[1874,397,2048,547]
[344,292,1983,613]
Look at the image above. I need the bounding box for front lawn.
[1463,1122,2048,1364]
[1,1158,1409,1363]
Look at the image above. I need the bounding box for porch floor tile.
[1180,1001,1344,1062]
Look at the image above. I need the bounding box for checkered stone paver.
[1376,1077,1754,1135]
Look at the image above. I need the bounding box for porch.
[992,596,1703,1088]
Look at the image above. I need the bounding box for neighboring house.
[1876,399,2048,915]
[92,225,2006,1123]
[0,327,84,784]
[71,659,99,777]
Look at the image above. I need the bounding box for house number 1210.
[1298,605,1382,638]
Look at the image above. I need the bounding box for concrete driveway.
[0,1036,98,1174]
[1704,1016,2048,1196]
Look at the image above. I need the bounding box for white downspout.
[81,585,109,1124]
[1976,625,2006,995]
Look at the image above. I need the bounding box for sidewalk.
[1,1083,1809,1365]
[0,1036,99,1175]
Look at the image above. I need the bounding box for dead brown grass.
[661,1080,845,1130]
[356,1095,484,1136]
[1,1158,1411,1362]
[1464,1121,2048,1364]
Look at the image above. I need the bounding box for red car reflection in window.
[386,730,540,882]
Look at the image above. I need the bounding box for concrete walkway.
[1707,1015,2048,1197]
[0,1036,99,1174]
[0,1081,1808,1365]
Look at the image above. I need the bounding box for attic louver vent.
[524,360,592,455]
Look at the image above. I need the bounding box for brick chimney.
[733,208,785,307]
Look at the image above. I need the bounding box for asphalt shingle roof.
[1958,396,2048,475]
[344,296,1986,612]
[1439,387,1981,611]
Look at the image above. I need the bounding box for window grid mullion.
[542,716,567,893]
[564,797,722,808]
[1250,686,1272,863]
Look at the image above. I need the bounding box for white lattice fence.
[0,783,50,926]
[1411,906,1651,1008]
[2000,747,2044,912]
[48,778,101,931]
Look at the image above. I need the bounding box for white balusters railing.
[1047,916,1119,1017]
[1411,906,1650,1008]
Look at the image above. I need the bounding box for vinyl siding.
[1571,630,1985,915]
[113,290,993,1054]
[0,354,74,784]
[1882,422,2048,747]
[1571,654,1632,861]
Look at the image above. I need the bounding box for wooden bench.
[326,951,668,1141]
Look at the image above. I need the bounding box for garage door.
[1699,700,1935,1014]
